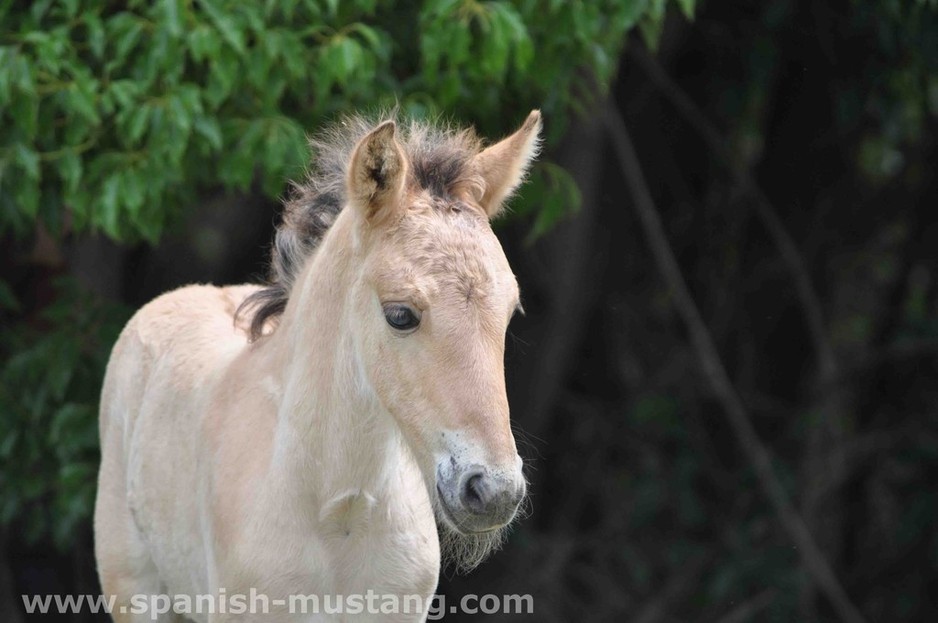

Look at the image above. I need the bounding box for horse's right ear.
[347,120,408,222]
[471,110,542,219]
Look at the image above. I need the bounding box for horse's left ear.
[472,110,542,219]
[347,120,408,222]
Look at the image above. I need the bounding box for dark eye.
[383,304,421,332]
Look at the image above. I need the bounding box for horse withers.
[93,110,541,622]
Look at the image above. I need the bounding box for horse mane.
[236,114,483,340]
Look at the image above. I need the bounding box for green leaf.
[0,49,12,107]
[187,24,222,63]
[321,36,363,87]
[0,430,20,459]
[205,46,239,108]
[50,404,89,444]
[521,163,581,243]
[12,144,40,180]
[348,22,382,52]
[638,0,667,50]
[122,167,146,217]
[479,7,511,79]
[57,152,82,196]
[8,175,41,228]
[67,81,100,124]
[167,91,195,136]
[161,0,184,37]
[277,30,308,79]
[0,280,20,312]
[219,119,265,189]
[125,104,150,143]
[98,173,122,239]
[191,116,221,152]
[492,2,532,71]
[109,13,145,65]
[676,0,696,19]
[198,0,246,55]
[11,89,39,139]
[260,116,306,195]
[84,12,106,59]
[107,79,141,109]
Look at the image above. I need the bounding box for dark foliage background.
[3,1,938,621]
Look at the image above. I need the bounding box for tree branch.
[633,555,708,623]
[629,43,838,381]
[712,589,777,623]
[628,47,851,619]
[604,104,866,623]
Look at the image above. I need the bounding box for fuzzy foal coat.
[94,111,541,622]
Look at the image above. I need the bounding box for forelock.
[236,113,486,339]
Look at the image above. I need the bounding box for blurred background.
[2,1,938,621]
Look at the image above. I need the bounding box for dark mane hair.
[236,114,483,340]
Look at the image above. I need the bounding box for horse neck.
[265,211,413,500]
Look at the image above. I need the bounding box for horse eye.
[383,304,420,332]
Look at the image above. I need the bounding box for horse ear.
[347,120,408,221]
[472,110,542,218]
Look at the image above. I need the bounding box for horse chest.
[226,489,440,607]
[324,522,440,597]
[308,491,439,594]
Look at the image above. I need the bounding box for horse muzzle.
[435,461,525,534]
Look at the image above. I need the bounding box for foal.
[94,111,541,621]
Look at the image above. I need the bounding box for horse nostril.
[460,471,490,514]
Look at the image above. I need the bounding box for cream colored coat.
[94,112,541,622]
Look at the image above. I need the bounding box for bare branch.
[604,105,866,623]
[712,589,778,623]
[629,43,838,381]
[628,48,851,619]
[836,338,938,383]
[633,555,709,623]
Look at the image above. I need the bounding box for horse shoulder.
[101,284,268,586]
